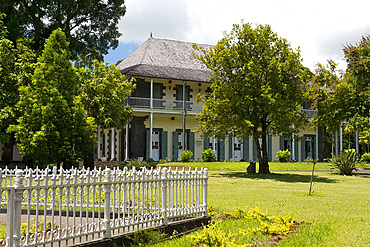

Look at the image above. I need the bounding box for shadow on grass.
[213,172,338,183]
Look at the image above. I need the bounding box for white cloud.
[119,0,190,43]
[118,0,370,71]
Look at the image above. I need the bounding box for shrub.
[361,153,370,163]
[330,149,360,175]
[158,157,170,164]
[121,157,148,170]
[202,148,216,162]
[20,218,55,236]
[276,149,291,162]
[180,150,193,162]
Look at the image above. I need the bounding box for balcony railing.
[302,109,315,118]
[128,97,203,112]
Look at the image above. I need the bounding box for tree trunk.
[2,134,15,164]
[254,136,270,174]
[259,134,270,174]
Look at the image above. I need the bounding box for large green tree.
[0,0,126,59]
[79,60,134,130]
[79,60,134,165]
[193,23,309,173]
[343,36,370,119]
[0,14,35,163]
[10,29,96,167]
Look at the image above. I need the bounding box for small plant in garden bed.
[188,206,297,247]
[120,157,156,170]
[360,153,370,163]
[276,149,291,162]
[330,149,361,175]
[180,150,193,162]
[202,148,216,162]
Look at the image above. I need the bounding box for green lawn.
[151,162,370,246]
[158,161,370,171]
[207,171,370,246]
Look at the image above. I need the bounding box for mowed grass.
[154,162,370,246]
[158,161,370,171]
[207,171,370,246]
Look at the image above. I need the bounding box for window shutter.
[146,130,150,160]
[279,136,284,151]
[229,135,233,159]
[173,131,178,161]
[203,133,209,150]
[161,131,168,160]
[295,136,299,161]
[189,132,195,159]
[119,131,122,161]
[253,138,258,161]
[243,138,249,161]
[219,140,225,161]
[301,137,305,161]
[102,133,105,158]
[268,135,272,161]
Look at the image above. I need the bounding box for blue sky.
[104,43,139,65]
[104,0,370,72]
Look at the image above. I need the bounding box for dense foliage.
[10,29,97,167]
[193,22,309,173]
[202,148,216,162]
[360,153,370,163]
[79,60,134,130]
[180,150,193,162]
[276,149,292,162]
[0,14,36,163]
[0,0,126,59]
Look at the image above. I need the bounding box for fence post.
[202,168,208,217]
[13,169,24,247]
[6,189,14,247]
[161,168,168,225]
[103,168,112,238]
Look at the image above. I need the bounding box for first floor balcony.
[128,97,203,112]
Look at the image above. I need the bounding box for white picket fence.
[0,166,208,247]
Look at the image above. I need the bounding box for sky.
[104,0,370,72]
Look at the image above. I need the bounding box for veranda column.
[111,128,115,160]
[183,82,187,150]
[150,112,153,160]
[231,134,235,161]
[125,123,129,160]
[150,78,153,160]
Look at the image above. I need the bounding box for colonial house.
[0,37,324,163]
[97,37,323,162]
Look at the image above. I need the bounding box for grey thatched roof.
[117,37,213,83]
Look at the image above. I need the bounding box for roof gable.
[117,37,213,82]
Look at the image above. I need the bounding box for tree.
[79,60,134,130]
[343,36,370,119]
[0,14,36,163]
[79,60,134,165]
[0,0,126,59]
[310,61,344,133]
[193,23,309,173]
[10,29,96,167]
